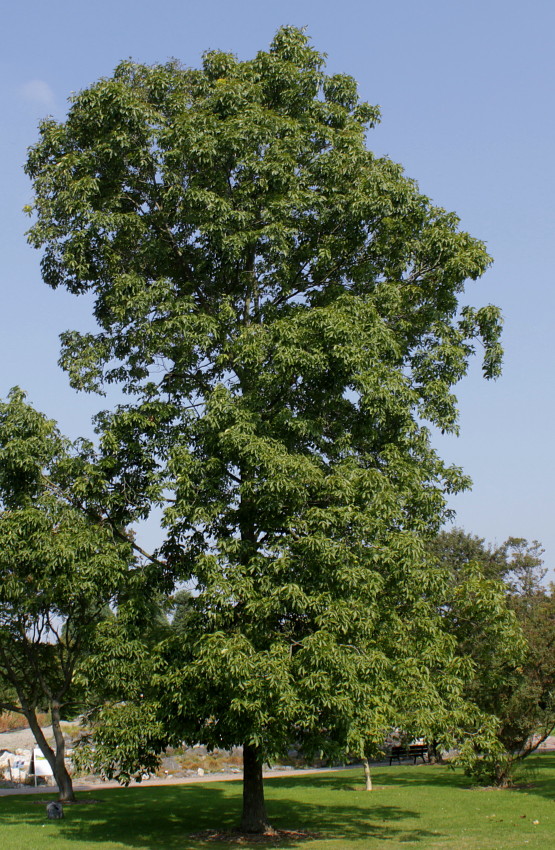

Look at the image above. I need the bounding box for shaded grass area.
[1,755,555,849]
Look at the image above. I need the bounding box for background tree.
[0,389,133,802]
[169,588,194,635]
[430,528,554,785]
[429,528,546,592]
[25,27,503,831]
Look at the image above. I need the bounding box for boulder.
[46,802,64,819]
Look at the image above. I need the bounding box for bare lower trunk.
[240,744,269,833]
[494,767,513,788]
[429,741,444,764]
[25,702,75,803]
[493,757,515,788]
[363,757,373,791]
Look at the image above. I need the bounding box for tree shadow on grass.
[368,766,471,791]
[273,765,471,793]
[356,752,555,802]
[496,753,555,803]
[1,778,441,849]
[266,795,438,847]
[370,753,555,802]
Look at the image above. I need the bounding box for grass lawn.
[1,754,555,849]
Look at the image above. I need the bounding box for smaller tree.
[431,528,553,786]
[169,588,193,634]
[0,389,133,802]
[469,587,555,786]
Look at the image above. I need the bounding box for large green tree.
[0,389,134,802]
[25,27,503,831]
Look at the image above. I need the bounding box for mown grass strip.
[1,754,554,849]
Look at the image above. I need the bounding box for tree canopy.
[25,27,504,831]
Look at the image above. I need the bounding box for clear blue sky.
[2,0,553,570]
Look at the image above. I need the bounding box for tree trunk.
[493,759,514,788]
[25,702,76,803]
[428,740,443,764]
[363,757,373,791]
[51,702,76,802]
[240,744,270,833]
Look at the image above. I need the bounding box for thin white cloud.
[19,79,55,109]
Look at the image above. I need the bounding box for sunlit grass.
[1,754,554,848]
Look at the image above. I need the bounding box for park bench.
[388,743,429,765]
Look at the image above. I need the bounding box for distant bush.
[0,711,50,734]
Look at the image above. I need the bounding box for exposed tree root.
[189,827,321,843]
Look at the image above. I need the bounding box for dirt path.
[0,725,350,798]
[0,766,343,797]
[0,722,76,752]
